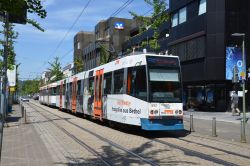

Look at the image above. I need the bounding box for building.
[82,17,135,71]
[62,63,74,77]
[123,0,250,112]
[73,31,94,73]
[41,71,50,85]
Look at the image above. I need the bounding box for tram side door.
[59,81,63,110]
[94,69,104,120]
[72,77,77,113]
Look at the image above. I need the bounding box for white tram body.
[48,82,57,106]
[40,53,184,130]
[39,85,46,104]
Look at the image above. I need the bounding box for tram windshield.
[149,68,182,103]
[146,56,182,103]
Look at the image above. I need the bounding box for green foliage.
[47,57,64,82]
[27,19,45,32]
[19,79,40,95]
[100,45,110,65]
[129,11,151,34]
[74,57,84,73]
[130,0,169,52]
[0,0,47,31]
[0,23,18,71]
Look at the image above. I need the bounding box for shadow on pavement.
[5,116,21,123]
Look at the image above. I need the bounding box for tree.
[0,23,18,70]
[100,45,110,65]
[130,0,169,52]
[74,56,84,74]
[19,79,40,96]
[47,57,64,82]
[0,0,47,31]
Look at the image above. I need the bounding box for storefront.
[183,84,227,112]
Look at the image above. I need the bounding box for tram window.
[63,84,65,94]
[89,77,94,96]
[98,75,103,100]
[94,76,99,100]
[114,69,124,94]
[51,88,53,95]
[149,69,182,103]
[127,66,147,101]
[103,72,112,95]
[56,86,60,95]
[69,83,72,94]
[77,80,81,95]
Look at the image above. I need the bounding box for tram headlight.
[179,110,183,114]
[150,110,154,114]
[175,110,179,114]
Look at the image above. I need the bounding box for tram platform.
[0,104,52,166]
[184,110,250,124]
[183,110,250,144]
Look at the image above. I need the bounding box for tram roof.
[45,53,180,85]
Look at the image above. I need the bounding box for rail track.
[27,101,249,166]
[26,102,159,166]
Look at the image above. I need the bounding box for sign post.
[231,33,247,143]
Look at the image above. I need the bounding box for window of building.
[77,42,81,49]
[179,7,187,24]
[199,0,206,15]
[171,12,178,27]
[106,28,110,37]
[113,69,124,94]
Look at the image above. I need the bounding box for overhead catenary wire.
[60,0,134,65]
[38,0,92,70]
[110,0,134,17]
[39,0,136,74]
[60,48,74,61]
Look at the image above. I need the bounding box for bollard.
[190,114,195,132]
[24,108,27,124]
[241,119,247,143]
[212,117,217,137]
[21,105,24,118]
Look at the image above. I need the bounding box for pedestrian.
[231,91,240,116]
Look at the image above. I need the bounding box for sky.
[13,0,168,80]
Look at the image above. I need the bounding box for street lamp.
[231,33,246,143]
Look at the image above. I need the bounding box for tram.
[39,53,184,130]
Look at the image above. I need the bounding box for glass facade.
[184,84,226,111]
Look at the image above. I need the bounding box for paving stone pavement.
[26,101,250,166]
[1,104,53,166]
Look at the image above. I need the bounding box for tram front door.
[94,69,104,120]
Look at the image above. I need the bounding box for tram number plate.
[164,110,173,114]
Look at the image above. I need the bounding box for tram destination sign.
[146,56,179,67]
